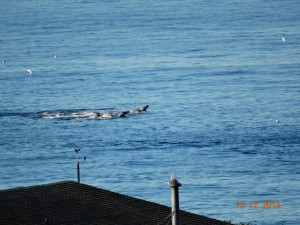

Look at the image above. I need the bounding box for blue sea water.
[0,0,300,224]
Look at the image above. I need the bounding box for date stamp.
[236,200,280,209]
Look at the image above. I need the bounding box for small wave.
[0,112,32,117]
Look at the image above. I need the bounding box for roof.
[0,181,231,225]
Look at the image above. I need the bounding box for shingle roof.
[0,181,231,225]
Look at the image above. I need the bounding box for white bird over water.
[27,69,32,75]
[281,36,285,42]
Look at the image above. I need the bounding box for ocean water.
[0,1,299,224]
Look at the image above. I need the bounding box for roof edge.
[0,180,76,192]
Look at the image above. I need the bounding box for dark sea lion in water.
[119,110,130,117]
[140,105,149,111]
[93,110,130,119]
[29,105,149,120]
[133,105,149,113]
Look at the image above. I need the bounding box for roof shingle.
[0,181,231,225]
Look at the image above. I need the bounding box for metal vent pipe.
[169,173,181,225]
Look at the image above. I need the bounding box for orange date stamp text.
[236,200,280,209]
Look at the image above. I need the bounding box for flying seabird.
[27,69,32,75]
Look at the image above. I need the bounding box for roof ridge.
[0,180,76,192]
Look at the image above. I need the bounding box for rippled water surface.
[1,1,299,224]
